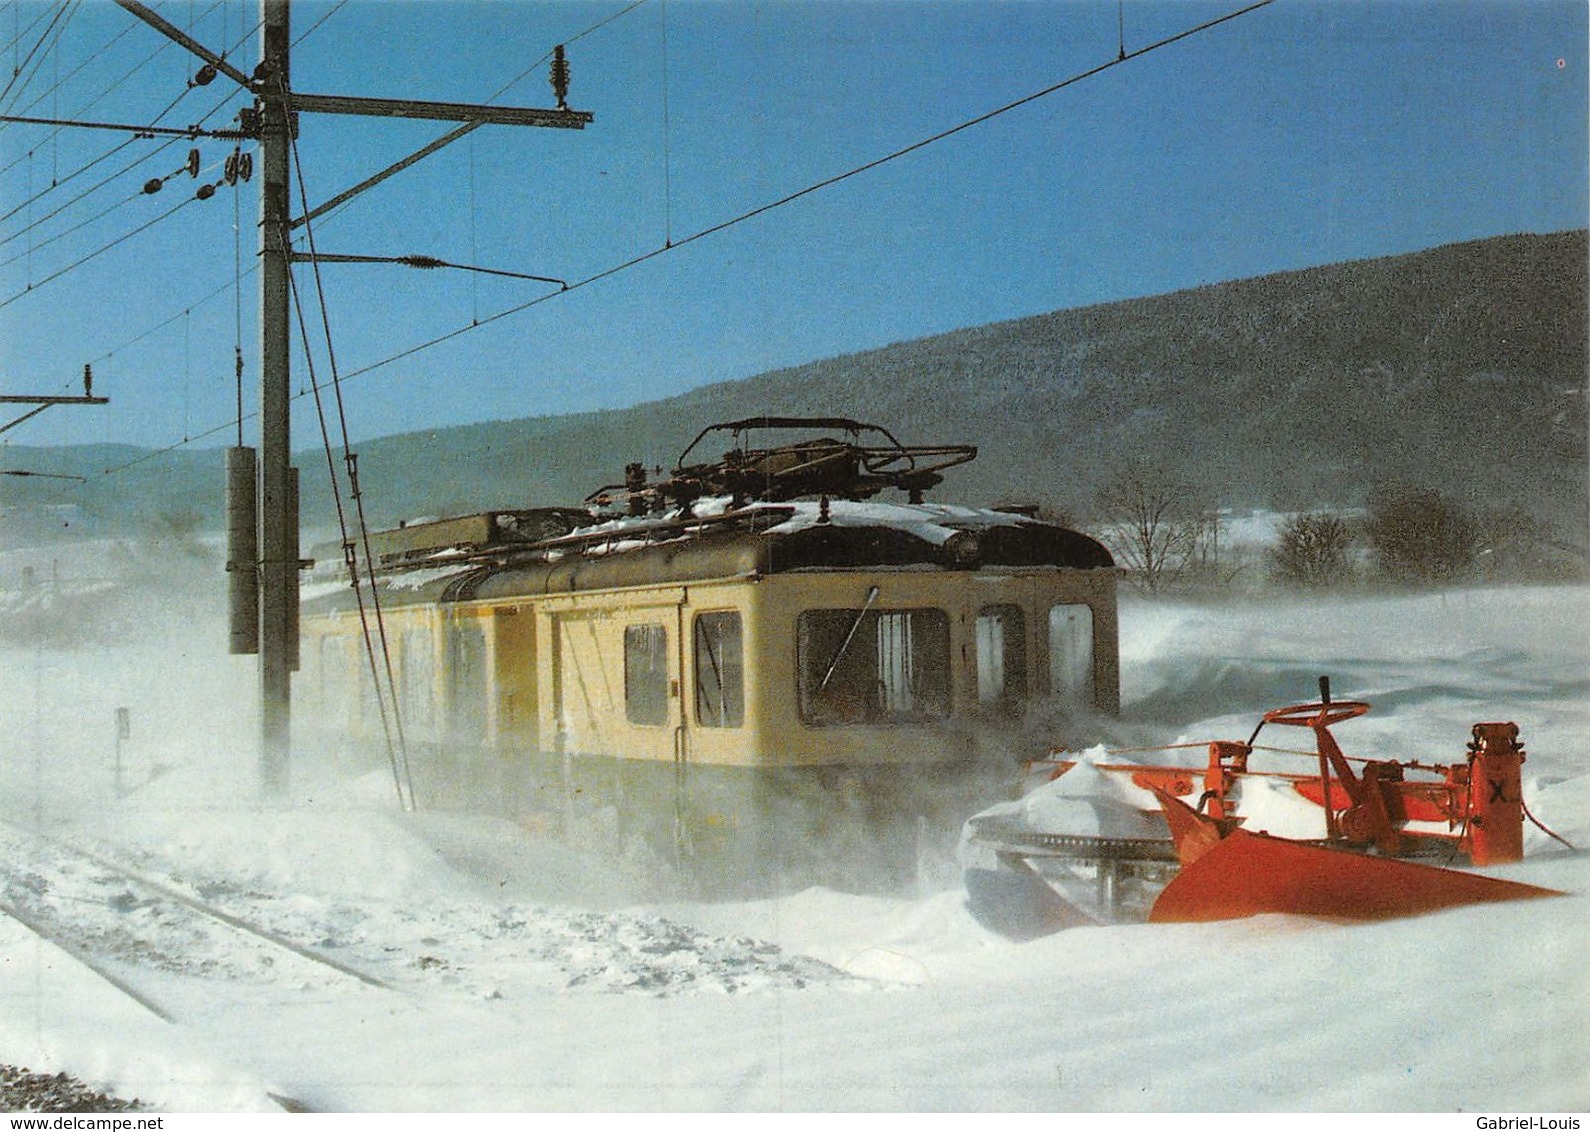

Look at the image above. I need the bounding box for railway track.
[0,818,393,1019]
[0,896,177,1023]
[0,819,398,1111]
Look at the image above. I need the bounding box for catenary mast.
[256,0,294,798]
[114,0,591,799]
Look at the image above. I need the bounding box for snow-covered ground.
[1,553,1586,1113]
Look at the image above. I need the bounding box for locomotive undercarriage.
[387,736,1015,896]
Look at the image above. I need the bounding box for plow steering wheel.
[1262,700,1371,728]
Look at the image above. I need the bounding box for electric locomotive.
[300,418,1119,889]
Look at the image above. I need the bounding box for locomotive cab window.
[1049,603,1095,710]
[694,611,744,728]
[976,604,1027,719]
[797,608,950,725]
[624,623,669,726]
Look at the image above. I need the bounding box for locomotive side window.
[318,636,350,722]
[624,623,669,726]
[358,658,379,727]
[797,608,950,725]
[975,604,1027,718]
[401,628,434,730]
[694,611,744,728]
[447,620,488,739]
[1049,603,1095,709]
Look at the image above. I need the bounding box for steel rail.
[0,905,312,1113]
[0,899,176,1023]
[0,820,393,992]
[62,840,394,991]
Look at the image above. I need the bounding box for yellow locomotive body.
[300,421,1118,887]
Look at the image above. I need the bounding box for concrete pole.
[108,0,588,806]
[258,0,294,800]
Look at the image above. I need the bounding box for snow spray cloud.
[0,532,256,828]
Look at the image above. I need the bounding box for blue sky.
[1,0,1585,456]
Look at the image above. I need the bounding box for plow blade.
[1149,826,1564,924]
[964,856,1101,940]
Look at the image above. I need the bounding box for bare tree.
[1093,464,1216,593]
[1270,512,1354,588]
[1366,485,1477,584]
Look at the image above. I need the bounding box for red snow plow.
[961,681,1569,938]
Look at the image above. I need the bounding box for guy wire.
[287,114,416,811]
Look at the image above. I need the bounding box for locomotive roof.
[302,497,1114,613]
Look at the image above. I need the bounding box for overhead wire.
[5,26,174,144]
[20,0,620,463]
[659,0,671,246]
[1,19,252,239]
[4,218,250,414]
[13,172,218,290]
[471,0,649,107]
[95,410,240,477]
[0,132,133,219]
[296,0,647,233]
[20,205,257,405]
[0,34,256,311]
[0,0,75,111]
[0,181,143,265]
[334,0,1280,387]
[0,129,164,243]
[0,190,195,310]
[1,1,59,64]
[0,0,229,185]
[291,0,347,48]
[0,4,258,406]
[0,98,208,251]
[9,5,137,120]
[49,3,649,800]
[44,0,1272,492]
[86,271,241,367]
[0,83,205,258]
[0,0,79,118]
[15,18,179,133]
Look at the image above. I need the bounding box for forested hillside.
[5,230,1584,546]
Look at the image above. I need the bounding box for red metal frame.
[975,696,1566,930]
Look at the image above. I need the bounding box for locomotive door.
[540,590,699,863]
[671,595,693,861]
[545,591,687,763]
[673,596,690,766]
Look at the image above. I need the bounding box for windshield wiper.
[819,585,881,692]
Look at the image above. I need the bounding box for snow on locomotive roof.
[300,495,1110,614]
[762,498,1027,545]
[558,496,1030,552]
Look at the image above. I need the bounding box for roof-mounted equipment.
[588,417,977,512]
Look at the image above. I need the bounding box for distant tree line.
[1087,468,1584,595]
[1357,486,1583,587]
